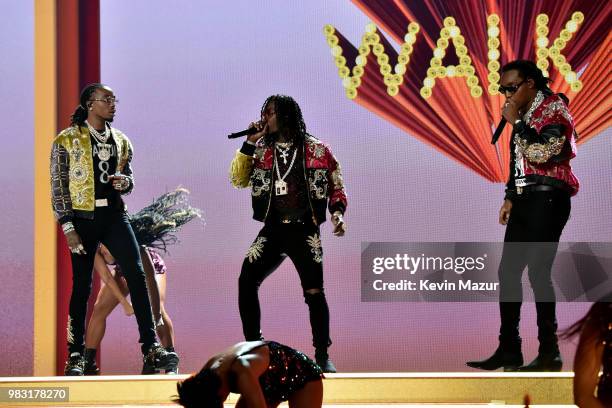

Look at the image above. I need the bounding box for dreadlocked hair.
[501,60,552,93]
[70,83,106,126]
[128,187,203,252]
[260,94,314,146]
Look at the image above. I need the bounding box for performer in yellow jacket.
[50,83,177,375]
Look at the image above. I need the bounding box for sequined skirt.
[259,341,324,405]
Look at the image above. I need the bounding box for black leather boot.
[518,302,562,371]
[466,339,523,371]
[467,302,523,371]
[517,349,562,372]
[315,348,337,373]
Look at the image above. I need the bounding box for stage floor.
[0,372,576,407]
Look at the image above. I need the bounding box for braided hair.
[70,83,106,126]
[501,60,552,93]
[128,187,203,253]
[260,94,313,146]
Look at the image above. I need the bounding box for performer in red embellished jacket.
[229,95,347,373]
[468,60,578,372]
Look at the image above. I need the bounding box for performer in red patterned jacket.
[230,95,347,373]
[468,60,579,372]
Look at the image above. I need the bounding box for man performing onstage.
[50,83,178,375]
[229,95,347,373]
[467,60,579,372]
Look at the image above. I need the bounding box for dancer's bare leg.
[85,275,129,349]
[288,379,323,408]
[155,272,175,348]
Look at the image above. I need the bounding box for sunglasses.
[498,80,526,95]
[90,97,119,105]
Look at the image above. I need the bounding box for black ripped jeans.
[238,221,332,350]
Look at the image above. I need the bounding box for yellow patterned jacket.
[50,125,134,224]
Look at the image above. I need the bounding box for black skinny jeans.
[497,189,571,345]
[68,207,156,354]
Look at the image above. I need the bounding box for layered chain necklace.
[275,142,293,164]
[86,120,112,162]
[274,142,297,196]
[523,90,544,125]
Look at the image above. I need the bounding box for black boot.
[315,348,337,373]
[83,348,100,375]
[517,348,562,372]
[518,302,562,372]
[304,290,334,372]
[466,338,523,371]
[467,302,523,371]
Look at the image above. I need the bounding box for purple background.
[0,0,609,376]
[0,1,34,376]
[96,0,608,374]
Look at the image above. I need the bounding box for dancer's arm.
[232,353,268,408]
[573,318,605,408]
[93,251,134,316]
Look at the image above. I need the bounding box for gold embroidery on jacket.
[54,126,131,211]
[332,164,344,189]
[515,135,566,164]
[251,168,271,197]
[309,169,328,199]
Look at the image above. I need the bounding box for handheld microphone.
[227,127,258,139]
[491,118,507,145]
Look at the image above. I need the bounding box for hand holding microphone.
[491,98,521,144]
[227,120,268,141]
[246,121,268,144]
[501,98,520,123]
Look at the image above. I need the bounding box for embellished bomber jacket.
[229,135,347,225]
[505,92,579,201]
[50,125,134,225]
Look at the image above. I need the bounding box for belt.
[95,198,109,207]
[279,217,305,224]
[517,185,556,195]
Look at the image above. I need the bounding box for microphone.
[227,127,258,139]
[491,118,506,145]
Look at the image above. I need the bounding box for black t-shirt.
[271,142,310,221]
[91,134,119,200]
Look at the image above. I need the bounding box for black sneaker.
[142,343,179,375]
[164,351,180,374]
[64,352,85,376]
[83,348,100,375]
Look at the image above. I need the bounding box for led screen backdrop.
[0,1,34,376]
[0,0,609,376]
[95,0,609,373]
